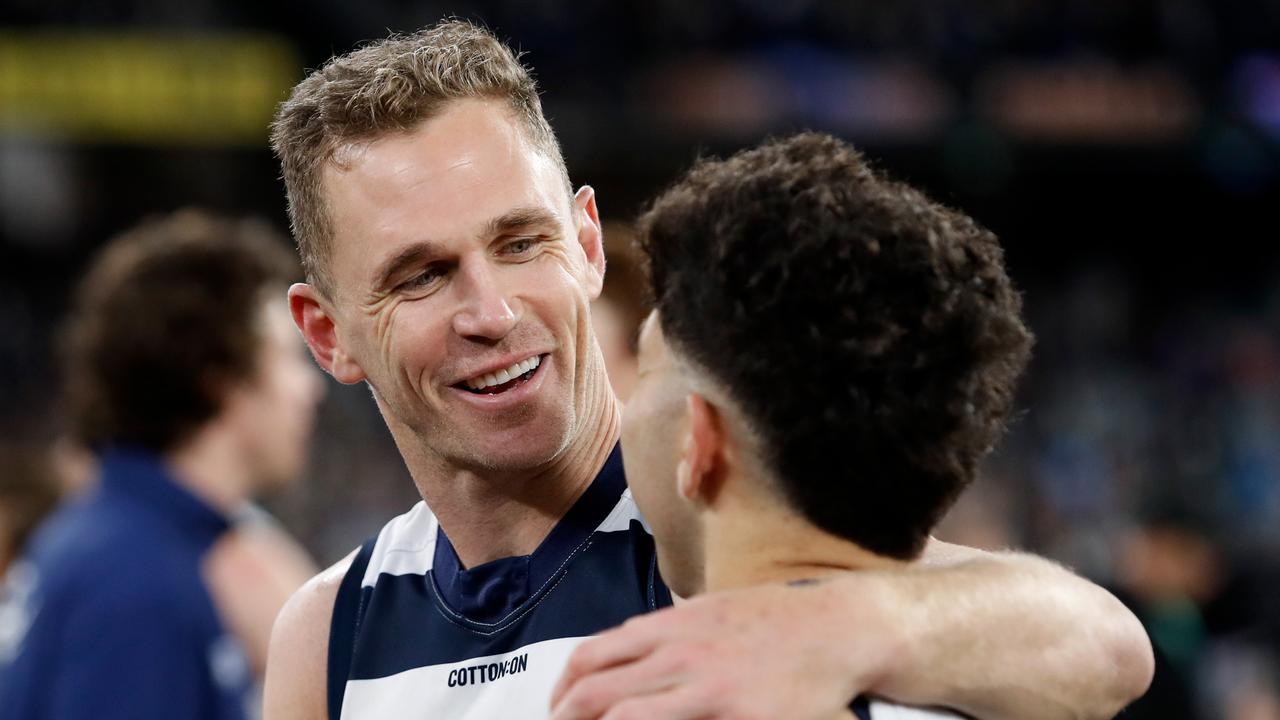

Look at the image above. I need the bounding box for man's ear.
[676,393,726,505]
[288,283,366,385]
[573,185,605,300]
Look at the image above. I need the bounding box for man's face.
[231,299,325,489]
[318,98,604,473]
[621,312,703,596]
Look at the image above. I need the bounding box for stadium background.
[1,1,1278,717]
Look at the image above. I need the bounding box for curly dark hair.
[63,210,299,454]
[638,133,1033,559]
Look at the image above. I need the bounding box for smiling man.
[265,20,1152,720]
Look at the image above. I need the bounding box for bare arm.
[204,520,320,676]
[550,541,1153,720]
[261,552,355,720]
[868,539,1154,719]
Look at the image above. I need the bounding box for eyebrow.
[484,206,563,237]
[371,240,444,291]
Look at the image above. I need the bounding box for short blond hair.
[270,20,568,295]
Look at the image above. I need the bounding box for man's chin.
[442,422,574,475]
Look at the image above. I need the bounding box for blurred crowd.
[0,1,1278,717]
[944,266,1280,718]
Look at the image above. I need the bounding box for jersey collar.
[431,443,627,624]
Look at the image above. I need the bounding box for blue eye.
[503,237,539,256]
[399,266,445,293]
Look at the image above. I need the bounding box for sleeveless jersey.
[328,446,669,719]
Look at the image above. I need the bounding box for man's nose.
[451,259,518,341]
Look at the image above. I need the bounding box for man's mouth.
[455,355,544,395]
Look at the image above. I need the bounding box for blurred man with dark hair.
[606,133,1029,717]
[591,230,647,402]
[0,211,325,720]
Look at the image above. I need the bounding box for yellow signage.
[0,31,301,145]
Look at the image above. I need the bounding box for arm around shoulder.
[867,539,1154,720]
[262,551,356,720]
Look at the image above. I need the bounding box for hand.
[549,579,898,720]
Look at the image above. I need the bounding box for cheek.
[369,305,449,385]
[522,252,591,318]
[622,392,681,486]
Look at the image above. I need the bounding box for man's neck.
[400,369,622,569]
[166,424,255,516]
[702,495,904,593]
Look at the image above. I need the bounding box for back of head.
[271,19,568,296]
[63,210,299,455]
[638,133,1033,559]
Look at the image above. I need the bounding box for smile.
[458,355,544,394]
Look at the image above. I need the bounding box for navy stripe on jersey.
[349,520,663,679]
[327,444,670,719]
[431,446,629,625]
[328,540,375,720]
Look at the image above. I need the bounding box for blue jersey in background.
[0,449,252,720]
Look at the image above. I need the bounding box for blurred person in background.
[1114,493,1280,719]
[0,446,61,581]
[603,132,1032,719]
[268,19,1150,720]
[589,228,646,403]
[0,211,324,720]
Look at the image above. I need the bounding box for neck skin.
[394,346,621,569]
[699,476,905,594]
[165,419,256,517]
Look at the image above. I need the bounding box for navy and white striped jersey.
[327,445,959,720]
[328,446,670,719]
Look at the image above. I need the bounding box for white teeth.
[464,355,543,391]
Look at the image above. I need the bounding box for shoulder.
[262,550,356,720]
[359,501,437,584]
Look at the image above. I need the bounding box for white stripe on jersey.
[359,501,439,588]
[359,492,650,589]
[340,636,589,720]
[868,699,962,718]
[592,488,650,533]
